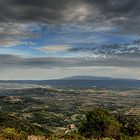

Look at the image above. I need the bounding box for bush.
[79,108,121,139]
[2,128,27,140]
[120,135,140,140]
[117,115,140,137]
[64,132,85,140]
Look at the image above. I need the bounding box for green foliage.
[117,115,140,137]
[0,112,51,136]
[79,108,121,139]
[123,121,140,137]
[1,128,27,140]
[1,107,140,140]
[101,138,114,140]
[47,132,86,140]
[120,135,140,140]
[64,132,85,140]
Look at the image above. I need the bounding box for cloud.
[0,53,140,69]
[0,0,139,80]
[0,0,139,34]
[0,22,39,38]
[1,66,140,80]
[0,39,23,47]
[62,2,94,23]
[0,53,139,80]
[0,22,42,47]
[68,40,140,58]
[86,0,140,34]
[38,45,72,53]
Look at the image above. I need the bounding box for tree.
[79,108,121,139]
[117,114,140,137]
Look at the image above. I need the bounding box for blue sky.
[0,23,139,58]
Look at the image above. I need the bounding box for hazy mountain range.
[61,76,136,81]
[0,76,140,89]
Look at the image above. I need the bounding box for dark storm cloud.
[0,0,68,23]
[0,54,140,69]
[0,0,139,34]
[88,0,139,13]
[86,0,140,34]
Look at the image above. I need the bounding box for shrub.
[79,108,121,139]
[2,128,27,140]
[117,115,140,137]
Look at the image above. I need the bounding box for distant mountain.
[44,76,139,88]
[0,76,139,89]
[61,76,113,80]
[45,79,140,89]
[61,76,135,81]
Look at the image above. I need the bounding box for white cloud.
[38,45,72,53]
[0,39,23,47]
[0,22,41,47]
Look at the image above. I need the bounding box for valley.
[0,85,140,132]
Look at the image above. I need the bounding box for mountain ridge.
[0,76,139,89]
[60,76,137,81]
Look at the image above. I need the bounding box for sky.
[0,0,140,80]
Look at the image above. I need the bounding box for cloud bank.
[0,0,139,34]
